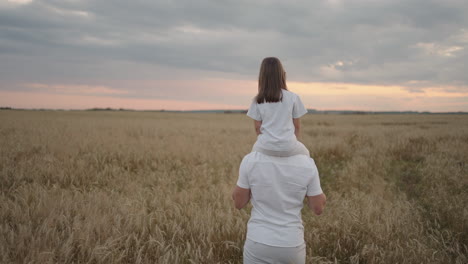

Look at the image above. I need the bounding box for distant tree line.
[1,106,467,114]
[86,107,135,111]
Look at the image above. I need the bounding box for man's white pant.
[243,239,306,264]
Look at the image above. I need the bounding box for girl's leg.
[252,141,309,157]
[290,141,310,156]
[251,141,287,157]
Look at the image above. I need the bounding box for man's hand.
[232,186,251,209]
[307,193,326,215]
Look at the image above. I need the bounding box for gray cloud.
[1,0,468,95]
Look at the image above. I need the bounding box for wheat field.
[0,110,467,263]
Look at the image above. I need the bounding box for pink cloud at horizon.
[25,83,130,95]
[1,79,468,112]
[0,91,246,111]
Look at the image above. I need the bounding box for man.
[232,151,326,264]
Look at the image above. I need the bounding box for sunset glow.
[2,79,467,112]
[1,1,467,112]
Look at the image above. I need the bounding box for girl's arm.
[293,118,301,139]
[254,120,262,135]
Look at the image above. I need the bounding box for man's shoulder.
[284,155,317,168]
[240,152,258,166]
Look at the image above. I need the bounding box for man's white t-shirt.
[247,89,308,152]
[237,151,323,247]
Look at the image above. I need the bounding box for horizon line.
[1,106,467,114]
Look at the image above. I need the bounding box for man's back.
[236,151,323,247]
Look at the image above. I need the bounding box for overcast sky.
[1,0,467,111]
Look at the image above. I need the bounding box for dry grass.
[0,110,467,263]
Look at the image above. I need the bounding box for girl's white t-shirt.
[247,89,308,152]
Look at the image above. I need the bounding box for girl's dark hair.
[256,57,288,104]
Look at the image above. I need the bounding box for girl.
[247,57,310,157]
[234,58,326,263]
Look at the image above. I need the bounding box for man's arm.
[306,193,326,215]
[232,186,251,209]
[293,118,301,139]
